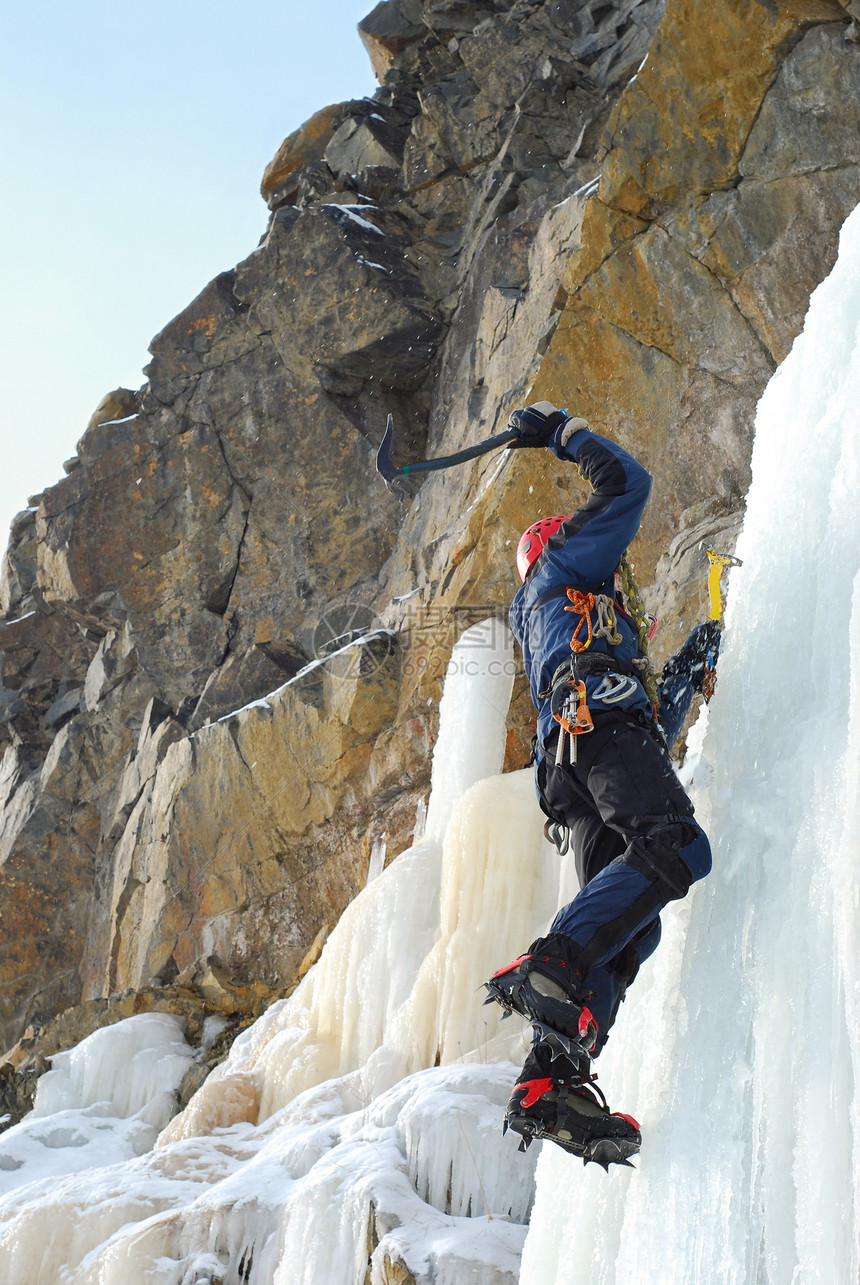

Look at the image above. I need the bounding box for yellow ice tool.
[704,547,743,620]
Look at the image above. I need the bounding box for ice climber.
[484,401,720,1169]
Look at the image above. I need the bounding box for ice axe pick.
[375,414,518,492]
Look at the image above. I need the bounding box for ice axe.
[701,545,743,621]
[699,544,742,701]
[375,414,518,492]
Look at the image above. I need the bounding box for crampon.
[503,1074,640,1171]
[484,939,597,1057]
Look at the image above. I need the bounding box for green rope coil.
[572,460,660,711]
[617,554,660,711]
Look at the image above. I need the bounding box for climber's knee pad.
[678,824,712,884]
[624,820,710,900]
[605,939,643,991]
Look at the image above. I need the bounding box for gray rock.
[43,685,82,730]
[325,114,407,178]
[0,508,38,615]
[740,25,860,182]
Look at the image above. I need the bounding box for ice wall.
[520,204,860,1284]
[0,622,577,1284]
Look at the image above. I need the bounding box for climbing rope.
[563,589,624,653]
[570,460,660,710]
[616,554,660,712]
[564,589,595,652]
[595,594,623,646]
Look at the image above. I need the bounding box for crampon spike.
[531,1021,574,1060]
[582,1138,638,1171]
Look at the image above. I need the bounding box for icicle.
[366,834,387,884]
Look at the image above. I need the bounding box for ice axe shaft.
[376,414,518,490]
[702,545,743,620]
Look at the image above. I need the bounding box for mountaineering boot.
[503,1046,640,1170]
[504,1072,641,1169]
[484,933,598,1058]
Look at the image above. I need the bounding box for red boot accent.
[491,954,532,979]
[578,1006,596,1039]
[612,1112,640,1131]
[516,1078,555,1109]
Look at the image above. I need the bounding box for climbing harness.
[542,652,642,695]
[542,650,650,764]
[554,587,629,757]
[530,542,663,750]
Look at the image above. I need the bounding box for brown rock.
[374,1255,417,1285]
[683,22,860,362]
[0,733,102,1051]
[1,508,38,615]
[325,113,407,180]
[599,0,846,221]
[34,411,246,709]
[0,1056,49,1131]
[0,603,95,760]
[86,387,138,433]
[87,637,402,1006]
[261,102,347,210]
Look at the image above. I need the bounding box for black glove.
[664,619,722,692]
[506,401,569,449]
[692,618,722,665]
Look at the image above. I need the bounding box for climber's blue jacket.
[509,422,711,757]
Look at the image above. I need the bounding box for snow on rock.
[0,1013,200,1278]
[271,1065,535,1285]
[202,629,398,731]
[520,199,860,1285]
[0,1012,195,1206]
[31,1011,194,1126]
[323,203,385,235]
[0,623,562,1283]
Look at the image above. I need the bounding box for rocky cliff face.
[1,0,859,1073]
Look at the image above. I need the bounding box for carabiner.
[592,673,639,705]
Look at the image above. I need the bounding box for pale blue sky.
[0,0,378,548]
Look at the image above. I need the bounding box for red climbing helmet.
[516,515,570,581]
